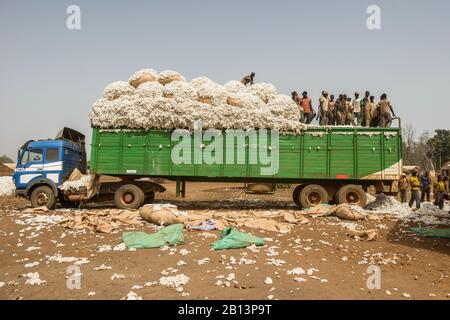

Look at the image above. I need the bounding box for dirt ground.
[0,182,449,300]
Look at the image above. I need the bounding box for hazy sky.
[1,0,449,161]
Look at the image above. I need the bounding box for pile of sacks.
[90,68,307,133]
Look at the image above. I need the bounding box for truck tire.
[299,184,329,209]
[335,185,367,207]
[143,191,155,205]
[292,185,305,208]
[114,184,145,209]
[30,186,57,210]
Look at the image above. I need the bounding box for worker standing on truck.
[335,94,345,125]
[352,92,361,126]
[328,95,336,125]
[345,96,353,125]
[318,91,329,125]
[409,171,421,209]
[433,175,447,210]
[366,96,377,127]
[241,72,255,86]
[292,91,305,123]
[300,91,314,124]
[377,94,396,128]
[359,91,370,126]
[420,171,432,202]
[399,174,409,203]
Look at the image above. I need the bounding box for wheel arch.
[26,178,58,198]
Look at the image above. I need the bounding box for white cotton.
[248,83,278,102]
[163,81,198,102]
[223,80,246,93]
[0,176,15,197]
[89,69,308,134]
[136,81,164,98]
[190,76,214,89]
[102,81,135,100]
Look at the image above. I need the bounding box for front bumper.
[14,189,27,197]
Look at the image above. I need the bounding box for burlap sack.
[130,74,157,88]
[198,97,213,105]
[159,75,184,85]
[227,97,242,107]
[139,204,188,226]
[336,206,365,221]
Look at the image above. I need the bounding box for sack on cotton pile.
[196,81,227,106]
[158,70,186,85]
[103,81,136,100]
[163,81,197,101]
[128,69,159,88]
[226,91,265,109]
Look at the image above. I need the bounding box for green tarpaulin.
[410,227,450,239]
[122,224,184,249]
[212,227,265,250]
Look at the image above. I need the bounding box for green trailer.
[89,126,402,209]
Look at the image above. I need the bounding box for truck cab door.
[15,148,44,189]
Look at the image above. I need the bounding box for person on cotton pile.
[241,72,255,86]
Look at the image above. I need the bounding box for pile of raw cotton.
[0,176,15,197]
[89,68,306,133]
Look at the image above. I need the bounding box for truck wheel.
[30,186,57,210]
[143,191,155,205]
[114,184,145,209]
[292,185,305,208]
[335,185,367,207]
[299,184,329,208]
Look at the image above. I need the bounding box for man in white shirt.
[352,92,361,126]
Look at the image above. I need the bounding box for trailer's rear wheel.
[292,185,305,208]
[30,186,57,210]
[299,184,329,209]
[335,185,367,207]
[114,184,145,209]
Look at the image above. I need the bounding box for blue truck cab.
[13,128,86,209]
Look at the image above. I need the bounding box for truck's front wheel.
[114,184,145,209]
[30,186,57,210]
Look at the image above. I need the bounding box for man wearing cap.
[352,92,361,126]
[241,72,255,86]
[300,91,314,124]
[318,91,329,125]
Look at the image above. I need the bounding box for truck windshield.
[20,148,43,166]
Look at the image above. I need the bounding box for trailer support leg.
[176,179,181,198]
[181,180,186,198]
